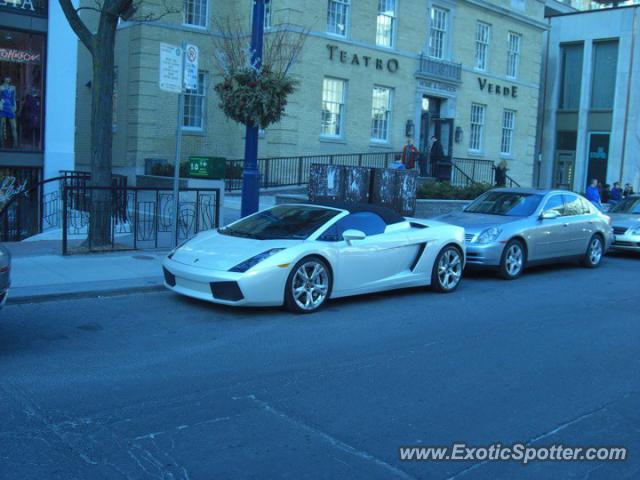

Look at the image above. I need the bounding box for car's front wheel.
[499,239,525,280]
[284,256,332,314]
[581,234,604,268]
[431,245,463,293]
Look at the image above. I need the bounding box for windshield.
[610,197,640,214]
[219,205,340,240]
[465,191,544,217]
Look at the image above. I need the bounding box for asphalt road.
[2,253,639,480]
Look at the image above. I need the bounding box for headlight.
[229,248,285,273]
[475,227,502,244]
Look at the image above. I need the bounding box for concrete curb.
[7,277,166,305]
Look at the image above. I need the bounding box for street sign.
[188,157,226,179]
[184,44,199,91]
[159,43,182,93]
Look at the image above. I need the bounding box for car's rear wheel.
[431,245,463,293]
[499,239,525,280]
[581,234,604,268]
[284,256,332,314]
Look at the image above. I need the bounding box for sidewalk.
[4,193,285,305]
[6,244,167,305]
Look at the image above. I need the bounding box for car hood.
[608,213,640,229]
[435,211,522,234]
[169,230,301,271]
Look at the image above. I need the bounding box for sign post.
[159,42,198,247]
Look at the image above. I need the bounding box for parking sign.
[184,44,199,91]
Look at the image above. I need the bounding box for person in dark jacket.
[601,184,611,204]
[610,182,623,204]
[429,136,447,179]
[623,183,635,198]
[495,160,508,187]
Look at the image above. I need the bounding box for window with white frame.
[429,7,448,59]
[371,86,392,141]
[183,72,207,130]
[469,103,485,152]
[327,0,350,37]
[475,22,490,71]
[376,0,396,48]
[501,110,515,155]
[264,0,272,29]
[321,77,346,137]
[184,0,208,27]
[507,32,521,78]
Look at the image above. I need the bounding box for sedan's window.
[464,192,543,217]
[542,195,566,216]
[219,205,340,240]
[319,212,387,241]
[579,197,594,214]
[610,197,640,214]
[564,194,588,216]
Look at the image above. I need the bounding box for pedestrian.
[585,178,603,210]
[495,160,508,187]
[623,183,635,198]
[610,182,623,204]
[429,135,446,178]
[401,138,418,170]
[601,184,611,204]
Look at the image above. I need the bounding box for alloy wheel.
[292,260,329,311]
[437,248,463,290]
[505,244,524,277]
[588,238,603,265]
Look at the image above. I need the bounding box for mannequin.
[21,86,41,147]
[0,76,19,148]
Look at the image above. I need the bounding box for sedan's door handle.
[563,223,570,227]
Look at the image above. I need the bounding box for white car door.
[321,212,414,295]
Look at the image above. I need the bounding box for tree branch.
[58,0,96,53]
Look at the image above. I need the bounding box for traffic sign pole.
[172,42,186,248]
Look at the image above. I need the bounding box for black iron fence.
[61,185,221,254]
[225,151,402,191]
[450,158,521,188]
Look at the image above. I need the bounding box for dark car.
[0,245,10,308]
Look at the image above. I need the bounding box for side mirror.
[540,210,560,220]
[343,229,366,245]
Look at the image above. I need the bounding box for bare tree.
[58,0,178,247]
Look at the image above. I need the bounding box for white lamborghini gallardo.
[163,203,465,313]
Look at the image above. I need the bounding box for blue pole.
[241,0,267,217]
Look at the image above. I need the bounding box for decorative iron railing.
[417,55,462,83]
[224,151,403,191]
[61,185,221,254]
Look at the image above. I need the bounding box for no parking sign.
[184,44,199,91]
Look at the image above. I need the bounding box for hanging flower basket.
[214,69,297,129]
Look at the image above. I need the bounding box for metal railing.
[417,55,462,83]
[62,185,221,254]
[225,151,402,191]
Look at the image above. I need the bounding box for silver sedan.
[609,195,640,252]
[435,188,613,279]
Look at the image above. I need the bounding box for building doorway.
[419,95,453,179]
[586,132,610,188]
[554,150,575,189]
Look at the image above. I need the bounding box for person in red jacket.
[401,138,418,169]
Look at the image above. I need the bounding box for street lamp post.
[241,0,267,218]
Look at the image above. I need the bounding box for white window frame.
[469,103,486,153]
[507,31,521,79]
[321,77,347,138]
[370,86,393,142]
[182,71,207,131]
[183,0,208,28]
[327,0,350,37]
[428,6,448,60]
[376,0,397,48]
[475,21,490,71]
[501,109,516,156]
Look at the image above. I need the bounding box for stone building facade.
[74,0,548,187]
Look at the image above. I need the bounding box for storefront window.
[0,29,45,152]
